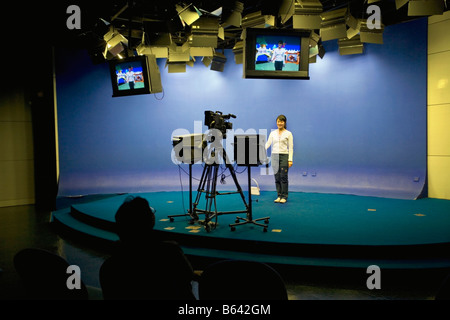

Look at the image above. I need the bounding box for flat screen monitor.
[244,28,311,80]
[109,56,151,97]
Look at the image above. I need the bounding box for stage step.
[50,208,450,270]
[51,208,119,243]
[50,192,450,269]
[181,246,450,270]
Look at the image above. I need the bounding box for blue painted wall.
[55,18,427,199]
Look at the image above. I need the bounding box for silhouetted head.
[115,196,156,243]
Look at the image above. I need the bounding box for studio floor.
[1,195,449,300]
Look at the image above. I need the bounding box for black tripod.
[191,147,250,232]
[169,145,270,232]
[167,145,247,229]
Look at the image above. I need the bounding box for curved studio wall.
[55,18,427,200]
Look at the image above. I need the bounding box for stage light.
[309,31,320,47]
[103,27,128,59]
[210,51,227,72]
[279,0,295,24]
[338,35,364,55]
[320,7,349,41]
[222,1,244,28]
[309,45,318,63]
[346,18,362,39]
[309,35,325,61]
[241,11,275,28]
[396,0,445,16]
[359,20,384,44]
[190,16,220,48]
[407,0,445,16]
[395,0,409,9]
[318,44,325,59]
[190,47,214,57]
[232,41,244,64]
[137,45,169,59]
[293,0,323,30]
[308,32,321,63]
[202,56,213,68]
[176,3,201,26]
[146,54,163,93]
[166,61,187,73]
[168,42,190,62]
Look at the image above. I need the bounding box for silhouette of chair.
[99,251,196,300]
[435,273,450,300]
[13,248,88,300]
[198,259,288,300]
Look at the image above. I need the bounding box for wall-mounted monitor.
[244,28,311,80]
[109,55,162,97]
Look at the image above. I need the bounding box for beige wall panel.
[0,122,34,161]
[428,17,450,54]
[427,104,450,156]
[428,10,450,25]
[428,156,450,199]
[0,160,35,206]
[428,51,450,106]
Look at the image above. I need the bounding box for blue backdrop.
[55,18,427,199]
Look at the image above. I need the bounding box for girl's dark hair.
[277,115,287,128]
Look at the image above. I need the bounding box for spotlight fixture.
[293,0,323,30]
[190,47,214,57]
[222,1,244,28]
[176,3,202,26]
[320,7,349,41]
[396,0,445,16]
[146,54,163,93]
[165,61,187,73]
[190,16,220,48]
[318,44,325,59]
[202,56,213,68]
[359,20,384,44]
[308,32,325,62]
[407,0,445,16]
[279,0,295,24]
[103,27,128,59]
[395,0,409,9]
[137,44,169,59]
[232,41,244,64]
[168,42,190,63]
[338,35,364,55]
[210,51,227,72]
[346,18,362,40]
[241,11,275,28]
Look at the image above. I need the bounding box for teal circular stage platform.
[51,191,450,269]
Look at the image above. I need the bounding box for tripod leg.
[222,149,249,209]
[191,164,212,220]
[204,164,219,231]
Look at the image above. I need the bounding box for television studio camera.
[169,110,270,232]
[204,110,236,139]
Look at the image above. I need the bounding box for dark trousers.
[129,81,135,89]
[272,153,289,199]
[274,61,284,70]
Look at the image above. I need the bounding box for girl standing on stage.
[265,115,293,203]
